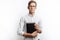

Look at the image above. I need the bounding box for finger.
[34,23,38,26]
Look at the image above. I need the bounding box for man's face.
[28,3,36,14]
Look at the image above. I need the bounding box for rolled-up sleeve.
[17,17,25,36]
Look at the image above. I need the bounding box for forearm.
[23,32,38,38]
[23,32,32,38]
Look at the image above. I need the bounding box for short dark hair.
[28,1,37,8]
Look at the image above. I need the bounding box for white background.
[0,0,60,40]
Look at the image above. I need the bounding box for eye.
[30,6,36,7]
[31,6,35,7]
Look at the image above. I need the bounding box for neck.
[29,12,35,16]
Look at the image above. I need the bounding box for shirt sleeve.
[38,19,42,29]
[17,17,25,36]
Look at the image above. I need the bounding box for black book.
[26,23,36,33]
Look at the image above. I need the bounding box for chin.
[31,11,35,13]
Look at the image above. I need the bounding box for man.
[17,1,42,40]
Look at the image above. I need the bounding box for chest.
[24,16,39,24]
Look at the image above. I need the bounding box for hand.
[34,24,42,33]
[34,23,39,29]
[31,31,38,38]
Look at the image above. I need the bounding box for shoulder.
[20,14,28,20]
[34,14,41,21]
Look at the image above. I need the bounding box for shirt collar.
[28,13,35,17]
